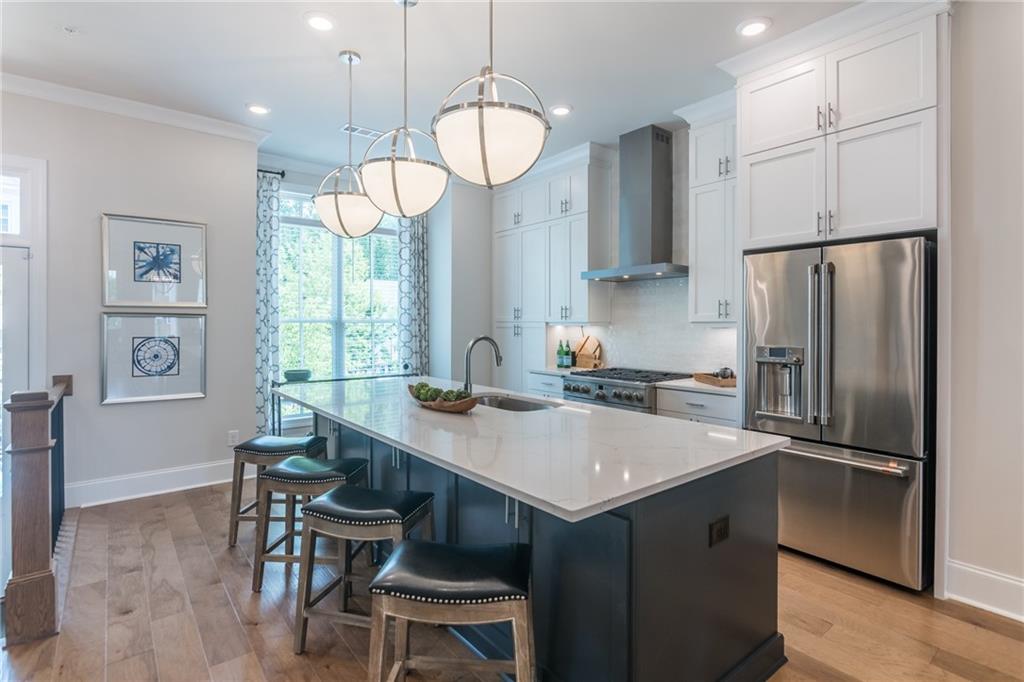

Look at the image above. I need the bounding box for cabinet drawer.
[528,372,563,395]
[657,409,738,427]
[656,390,736,420]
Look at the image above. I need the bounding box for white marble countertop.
[529,366,575,377]
[275,376,787,523]
[657,377,738,396]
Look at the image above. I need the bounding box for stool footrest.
[404,656,516,674]
[303,607,372,629]
[260,553,339,565]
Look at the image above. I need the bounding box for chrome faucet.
[464,335,502,394]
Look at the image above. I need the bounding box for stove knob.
[632,392,644,402]
[594,390,607,400]
[580,385,591,394]
[623,392,634,401]
[567,384,577,392]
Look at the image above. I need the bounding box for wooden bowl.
[407,385,478,414]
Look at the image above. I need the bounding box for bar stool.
[251,455,368,591]
[228,434,327,547]
[292,485,435,653]
[367,541,534,682]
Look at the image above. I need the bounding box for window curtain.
[397,215,429,375]
[255,171,281,434]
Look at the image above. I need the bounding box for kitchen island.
[275,376,790,681]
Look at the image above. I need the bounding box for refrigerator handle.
[820,262,835,426]
[806,264,819,424]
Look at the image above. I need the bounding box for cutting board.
[694,372,737,388]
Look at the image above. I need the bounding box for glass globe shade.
[433,69,550,188]
[362,127,449,218]
[313,166,383,238]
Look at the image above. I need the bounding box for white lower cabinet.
[520,225,548,321]
[493,231,521,322]
[826,108,937,240]
[490,322,546,393]
[527,371,563,398]
[656,388,738,425]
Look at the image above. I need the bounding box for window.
[277,190,403,384]
[0,175,21,235]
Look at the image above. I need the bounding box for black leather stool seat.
[234,435,327,457]
[259,456,368,485]
[370,541,531,605]
[302,486,434,527]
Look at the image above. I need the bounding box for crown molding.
[257,152,334,179]
[530,141,617,177]
[1,73,269,145]
[717,1,952,80]
[673,90,736,127]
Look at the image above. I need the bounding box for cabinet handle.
[724,156,731,175]
[565,305,571,320]
[827,102,836,129]
[718,158,724,177]
[827,210,835,234]
[684,401,707,408]
[816,211,823,236]
[504,496,510,525]
[717,299,723,318]
[723,300,730,318]
[816,105,824,131]
[514,499,520,530]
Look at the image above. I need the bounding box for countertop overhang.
[274,376,788,523]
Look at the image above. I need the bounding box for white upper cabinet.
[825,17,936,133]
[519,224,549,322]
[520,181,549,227]
[546,216,610,324]
[492,230,521,321]
[739,58,826,155]
[740,137,827,249]
[688,183,727,322]
[546,220,570,321]
[493,189,521,232]
[826,108,937,240]
[547,165,589,217]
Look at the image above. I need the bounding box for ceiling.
[2,2,852,167]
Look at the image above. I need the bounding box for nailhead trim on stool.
[368,589,527,605]
[258,474,355,484]
[300,498,433,526]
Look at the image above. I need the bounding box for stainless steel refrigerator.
[743,236,934,590]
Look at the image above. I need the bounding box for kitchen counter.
[658,376,738,396]
[528,365,575,376]
[275,375,784,522]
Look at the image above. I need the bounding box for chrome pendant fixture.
[432,0,551,188]
[313,50,384,239]
[362,0,449,218]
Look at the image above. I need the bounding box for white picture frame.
[101,213,207,307]
[102,313,206,404]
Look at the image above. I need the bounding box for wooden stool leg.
[251,481,273,592]
[339,539,352,612]
[285,494,297,555]
[421,509,434,541]
[394,616,409,682]
[511,600,535,682]
[228,457,245,547]
[368,598,388,682]
[293,525,317,654]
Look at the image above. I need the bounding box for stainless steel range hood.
[583,125,687,282]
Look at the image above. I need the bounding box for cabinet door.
[688,183,727,322]
[520,180,548,226]
[547,220,570,322]
[565,164,588,215]
[493,189,520,231]
[826,108,937,239]
[490,323,521,392]
[689,121,727,188]
[371,440,407,493]
[407,456,452,543]
[722,178,737,320]
[492,231,521,321]
[739,57,826,155]
[724,119,737,178]
[826,16,936,132]
[739,137,826,250]
[567,216,597,323]
[519,224,548,321]
[519,323,548,392]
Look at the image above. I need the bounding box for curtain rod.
[258,168,286,178]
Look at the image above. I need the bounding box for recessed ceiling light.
[550,104,573,117]
[737,17,772,37]
[247,103,270,115]
[304,12,334,32]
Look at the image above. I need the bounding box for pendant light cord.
[403,0,408,129]
[347,57,353,166]
[489,0,494,69]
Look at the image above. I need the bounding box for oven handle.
[779,447,910,478]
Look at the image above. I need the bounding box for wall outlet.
[227,430,240,446]
[708,515,730,548]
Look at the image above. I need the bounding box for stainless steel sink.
[475,394,557,412]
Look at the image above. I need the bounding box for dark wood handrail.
[2,374,73,644]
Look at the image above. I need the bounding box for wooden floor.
[2,480,1022,682]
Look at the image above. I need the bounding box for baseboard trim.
[946,558,1024,622]
[65,457,254,508]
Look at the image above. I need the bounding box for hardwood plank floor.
[2,481,1022,681]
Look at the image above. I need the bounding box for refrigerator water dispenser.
[754,346,804,421]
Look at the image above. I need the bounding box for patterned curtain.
[397,215,429,375]
[255,172,281,434]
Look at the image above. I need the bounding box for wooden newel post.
[3,388,59,643]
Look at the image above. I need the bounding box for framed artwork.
[102,313,206,404]
[102,214,207,307]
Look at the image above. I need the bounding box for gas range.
[563,368,693,413]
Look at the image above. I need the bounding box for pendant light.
[432,0,550,188]
[361,0,449,218]
[313,50,384,239]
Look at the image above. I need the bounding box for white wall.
[2,92,259,506]
[946,0,1024,620]
[428,182,492,384]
